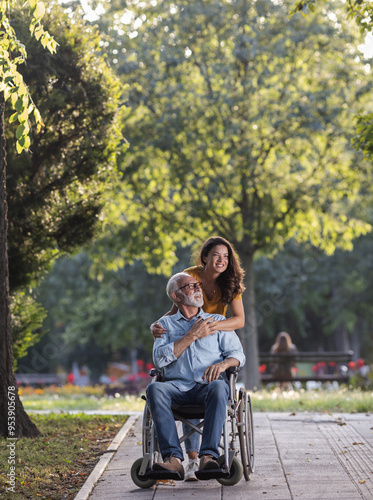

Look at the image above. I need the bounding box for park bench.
[16,373,63,386]
[259,351,354,384]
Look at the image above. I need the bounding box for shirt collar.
[175,307,205,322]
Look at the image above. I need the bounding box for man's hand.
[189,317,219,340]
[202,361,227,384]
[173,318,219,359]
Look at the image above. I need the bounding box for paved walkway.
[78,412,373,499]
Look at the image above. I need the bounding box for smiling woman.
[151,236,246,338]
[184,237,245,329]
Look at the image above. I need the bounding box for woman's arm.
[217,298,245,331]
[150,303,178,338]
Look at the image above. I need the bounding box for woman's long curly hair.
[195,236,245,305]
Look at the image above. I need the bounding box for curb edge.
[74,414,138,500]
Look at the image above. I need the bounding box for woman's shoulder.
[183,266,201,278]
[231,293,242,302]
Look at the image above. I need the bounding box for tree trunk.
[351,320,361,360]
[0,92,40,438]
[237,250,260,390]
[332,322,350,352]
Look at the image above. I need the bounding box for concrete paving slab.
[82,411,373,500]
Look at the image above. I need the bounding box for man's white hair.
[166,272,191,303]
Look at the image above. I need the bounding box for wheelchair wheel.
[142,402,152,454]
[216,456,243,486]
[131,458,156,489]
[238,387,255,480]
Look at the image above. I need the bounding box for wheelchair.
[131,367,255,488]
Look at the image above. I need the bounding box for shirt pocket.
[168,330,185,342]
[197,334,219,352]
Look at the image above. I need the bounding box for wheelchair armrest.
[226,366,240,376]
[149,368,164,381]
[150,366,237,380]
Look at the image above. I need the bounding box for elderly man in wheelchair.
[131,272,254,488]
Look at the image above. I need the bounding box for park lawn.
[253,386,373,413]
[0,413,127,500]
[20,385,373,413]
[19,384,145,412]
[21,393,145,412]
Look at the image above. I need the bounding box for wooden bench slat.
[259,351,354,384]
[259,351,353,363]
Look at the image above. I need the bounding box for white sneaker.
[184,459,199,481]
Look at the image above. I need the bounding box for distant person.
[270,331,298,389]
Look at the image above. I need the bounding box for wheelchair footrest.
[148,469,184,481]
[195,468,229,480]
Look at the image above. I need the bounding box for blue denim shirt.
[153,309,246,391]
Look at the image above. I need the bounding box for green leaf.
[9,112,19,123]
[34,25,43,41]
[35,1,46,19]
[23,135,31,150]
[14,97,24,112]
[17,106,29,123]
[16,123,26,140]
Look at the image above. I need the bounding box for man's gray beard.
[181,292,204,308]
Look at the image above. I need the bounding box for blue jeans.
[146,380,229,461]
[183,420,200,453]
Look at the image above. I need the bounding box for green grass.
[0,413,127,500]
[20,385,373,414]
[19,384,146,412]
[21,393,145,412]
[253,386,373,413]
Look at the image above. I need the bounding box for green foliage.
[10,291,46,369]
[290,0,373,169]
[254,235,373,362]
[345,0,373,32]
[6,2,127,291]
[291,0,373,33]
[97,0,372,275]
[0,0,57,153]
[4,1,127,369]
[27,251,175,374]
[87,0,373,387]
[354,112,373,163]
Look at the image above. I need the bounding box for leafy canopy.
[4,2,126,367]
[96,0,372,273]
[289,0,373,165]
[0,0,57,152]
[290,0,373,31]
[7,1,127,291]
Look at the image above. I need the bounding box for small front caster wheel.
[130,458,156,489]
